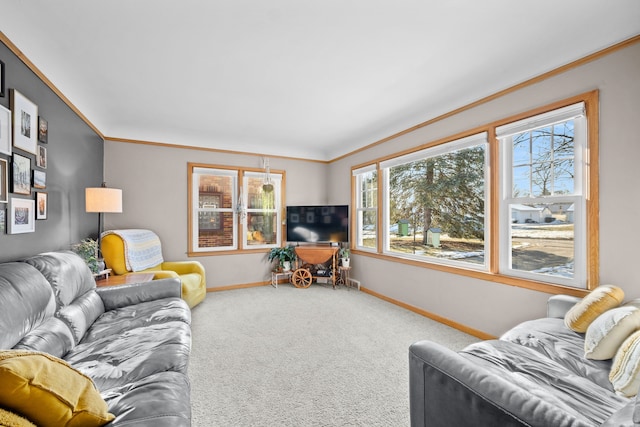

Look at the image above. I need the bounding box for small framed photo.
[0,103,11,155]
[36,192,47,220]
[33,169,46,189]
[0,158,7,203]
[11,89,38,155]
[12,153,31,195]
[0,59,5,98]
[37,145,47,169]
[9,197,35,234]
[0,209,5,234]
[38,117,48,143]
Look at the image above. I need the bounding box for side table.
[271,270,292,288]
[96,273,155,288]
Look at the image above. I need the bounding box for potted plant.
[339,247,350,268]
[71,238,101,274]
[267,245,297,271]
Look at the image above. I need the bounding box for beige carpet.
[188,284,478,426]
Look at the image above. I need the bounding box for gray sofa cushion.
[461,339,629,425]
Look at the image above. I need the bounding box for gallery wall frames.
[35,192,47,220]
[0,158,7,203]
[11,153,30,195]
[10,89,38,155]
[9,196,35,234]
[33,169,45,189]
[0,104,10,155]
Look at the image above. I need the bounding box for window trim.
[188,162,286,256]
[350,90,599,295]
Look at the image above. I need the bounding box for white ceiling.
[1,1,639,161]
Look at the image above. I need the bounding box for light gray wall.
[103,141,328,287]
[328,42,640,336]
[0,41,103,262]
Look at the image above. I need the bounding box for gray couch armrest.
[96,278,182,311]
[547,294,581,318]
[409,340,590,427]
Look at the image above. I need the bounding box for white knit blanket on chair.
[102,229,164,272]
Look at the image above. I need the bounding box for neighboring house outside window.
[498,102,587,288]
[189,164,284,254]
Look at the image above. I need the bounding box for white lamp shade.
[85,187,123,213]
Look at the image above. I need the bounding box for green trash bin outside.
[397,220,409,236]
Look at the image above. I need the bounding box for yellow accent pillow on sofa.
[0,408,36,427]
[584,301,640,360]
[0,351,114,427]
[564,284,625,333]
[610,330,640,397]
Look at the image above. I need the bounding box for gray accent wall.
[0,41,104,262]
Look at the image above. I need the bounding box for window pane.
[356,170,377,250]
[247,176,276,210]
[247,212,278,246]
[509,202,575,279]
[198,212,234,249]
[387,145,486,266]
[511,118,576,198]
[359,210,377,249]
[197,173,234,249]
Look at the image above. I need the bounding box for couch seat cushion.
[0,350,114,427]
[501,317,614,390]
[101,371,191,427]
[461,340,630,426]
[63,320,191,390]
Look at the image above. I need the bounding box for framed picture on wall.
[0,59,5,98]
[12,153,31,195]
[0,104,11,155]
[9,197,35,234]
[36,192,47,220]
[38,117,48,143]
[0,158,7,203]
[0,209,5,234]
[11,89,38,155]
[37,145,47,169]
[33,169,46,189]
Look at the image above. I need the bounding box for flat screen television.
[286,205,349,243]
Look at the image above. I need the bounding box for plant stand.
[271,270,292,288]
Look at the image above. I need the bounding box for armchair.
[101,229,206,308]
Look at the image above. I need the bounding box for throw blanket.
[102,229,164,272]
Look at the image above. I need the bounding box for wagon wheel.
[292,268,313,288]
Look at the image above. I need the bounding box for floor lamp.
[85,182,123,262]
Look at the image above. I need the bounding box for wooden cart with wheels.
[291,246,339,288]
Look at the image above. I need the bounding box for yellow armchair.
[101,230,206,308]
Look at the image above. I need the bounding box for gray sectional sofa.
[409,295,638,427]
[0,250,192,426]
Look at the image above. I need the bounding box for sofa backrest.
[0,262,75,357]
[24,251,105,344]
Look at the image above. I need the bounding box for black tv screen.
[286,205,349,243]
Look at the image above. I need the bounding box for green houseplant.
[339,247,350,268]
[267,245,297,271]
[71,238,100,274]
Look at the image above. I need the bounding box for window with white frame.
[353,165,378,251]
[497,102,587,288]
[380,132,489,269]
[189,165,283,253]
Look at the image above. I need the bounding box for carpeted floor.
[188,284,478,426]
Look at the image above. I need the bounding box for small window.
[353,165,378,251]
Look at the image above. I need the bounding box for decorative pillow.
[0,350,114,427]
[585,301,640,360]
[0,408,36,427]
[564,284,625,333]
[610,330,640,397]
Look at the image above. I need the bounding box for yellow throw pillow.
[0,408,36,427]
[0,350,115,427]
[610,330,640,397]
[585,302,640,360]
[564,284,624,333]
